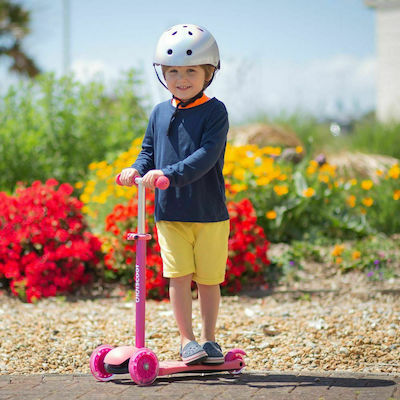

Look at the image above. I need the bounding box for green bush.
[347,119,400,160]
[254,111,400,160]
[0,71,148,192]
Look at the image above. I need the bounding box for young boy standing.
[119,24,229,365]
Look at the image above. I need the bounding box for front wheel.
[128,348,159,386]
[90,344,115,381]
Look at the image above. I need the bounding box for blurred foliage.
[252,111,400,160]
[0,71,148,192]
[0,0,40,77]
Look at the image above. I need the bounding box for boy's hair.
[161,64,216,89]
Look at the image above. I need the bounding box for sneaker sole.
[182,351,208,365]
[202,357,225,365]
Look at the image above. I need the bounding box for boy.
[119,24,229,365]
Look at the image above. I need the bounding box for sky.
[1,0,377,123]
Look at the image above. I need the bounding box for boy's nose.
[177,72,187,80]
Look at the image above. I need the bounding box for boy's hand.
[119,168,140,186]
[142,170,165,189]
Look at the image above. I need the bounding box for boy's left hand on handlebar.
[142,170,165,189]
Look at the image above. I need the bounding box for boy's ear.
[204,66,216,85]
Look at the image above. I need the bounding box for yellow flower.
[393,190,400,200]
[223,163,234,175]
[97,161,108,169]
[362,197,374,207]
[273,185,289,196]
[84,185,95,195]
[80,193,91,204]
[352,251,361,260]
[349,178,357,186]
[230,183,248,193]
[346,195,356,208]
[233,168,246,181]
[320,163,336,177]
[277,173,287,181]
[332,244,344,257]
[361,180,373,190]
[306,166,316,175]
[256,176,270,186]
[376,169,383,177]
[318,174,329,184]
[302,187,315,197]
[295,146,303,154]
[75,181,84,189]
[266,210,277,220]
[335,257,343,265]
[388,164,400,179]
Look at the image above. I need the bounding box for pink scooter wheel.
[129,348,159,386]
[90,344,115,381]
[225,348,246,375]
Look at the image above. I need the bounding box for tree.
[0,0,40,77]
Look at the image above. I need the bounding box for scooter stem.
[135,239,146,348]
[135,178,147,348]
[137,179,145,235]
[114,174,170,349]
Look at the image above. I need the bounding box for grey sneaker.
[202,341,225,364]
[180,341,207,365]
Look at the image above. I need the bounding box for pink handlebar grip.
[115,174,123,186]
[154,176,170,190]
[115,174,170,190]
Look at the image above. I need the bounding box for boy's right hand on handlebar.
[119,168,140,186]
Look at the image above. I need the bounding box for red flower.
[0,180,102,302]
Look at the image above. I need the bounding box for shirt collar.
[172,93,210,109]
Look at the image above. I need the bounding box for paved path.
[1,371,399,400]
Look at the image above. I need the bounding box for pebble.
[0,289,400,375]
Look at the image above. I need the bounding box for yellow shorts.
[156,220,230,285]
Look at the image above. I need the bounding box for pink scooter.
[89,174,246,386]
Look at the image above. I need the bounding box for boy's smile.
[164,66,206,101]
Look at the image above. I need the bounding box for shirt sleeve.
[161,103,229,187]
[131,113,156,176]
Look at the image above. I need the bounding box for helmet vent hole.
[197,28,204,32]
[167,49,173,55]
[188,31,193,35]
[172,31,177,35]
[186,50,192,55]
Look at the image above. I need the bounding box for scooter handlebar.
[115,173,170,190]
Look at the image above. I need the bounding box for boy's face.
[164,66,206,101]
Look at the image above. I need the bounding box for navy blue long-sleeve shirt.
[132,97,229,223]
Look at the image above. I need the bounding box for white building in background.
[365,0,400,122]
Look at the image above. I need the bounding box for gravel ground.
[1,278,399,376]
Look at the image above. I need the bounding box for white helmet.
[154,24,220,69]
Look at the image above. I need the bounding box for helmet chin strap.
[167,90,204,136]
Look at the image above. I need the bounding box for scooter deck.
[158,359,244,376]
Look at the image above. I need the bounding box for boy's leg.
[197,283,225,364]
[197,283,220,343]
[169,274,195,347]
